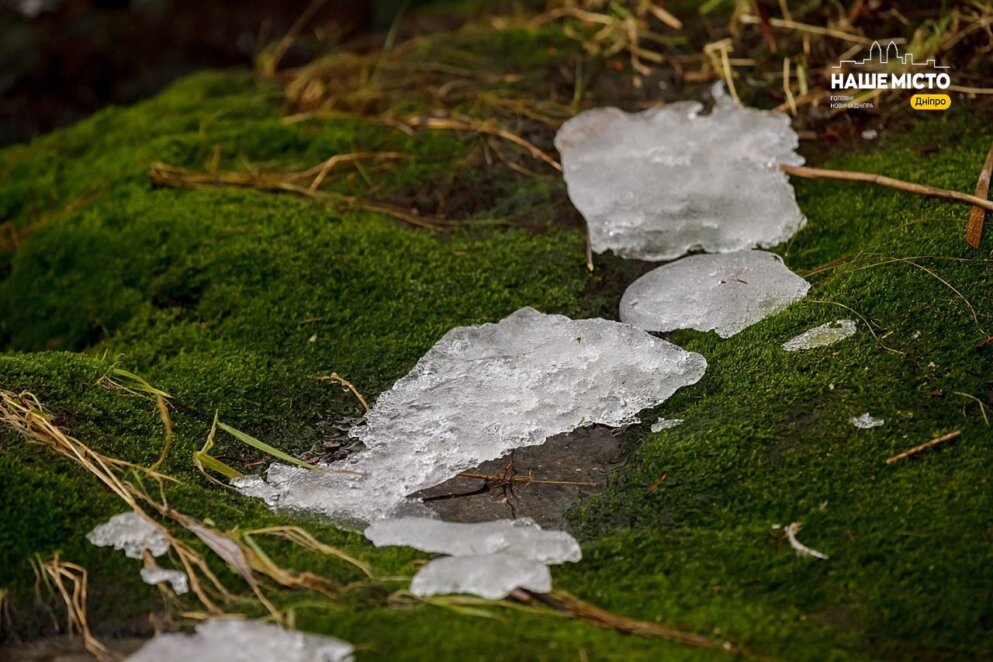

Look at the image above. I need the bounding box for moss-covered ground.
[2,14,993,661]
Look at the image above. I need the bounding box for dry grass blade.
[245,526,374,578]
[966,141,993,248]
[318,373,370,412]
[193,413,243,486]
[35,555,118,661]
[781,164,993,213]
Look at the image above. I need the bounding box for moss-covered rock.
[2,18,993,661]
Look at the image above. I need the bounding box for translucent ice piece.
[850,413,884,429]
[782,320,856,351]
[237,308,706,523]
[620,251,810,338]
[364,517,581,564]
[650,418,683,432]
[127,619,353,662]
[140,568,189,595]
[555,96,805,261]
[87,512,169,560]
[409,553,552,600]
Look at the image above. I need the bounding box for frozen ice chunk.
[555,97,805,261]
[850,413,884,429]
[87,512,169,560]
[231,475,281,508]
[409,553,552,600]
[364,517,581,564]
[237,308,706,523]
[620,251,810,338]
[782,320,856,351]
[127,619,353,662]
[140,568,189,595]
[650,418,683,432]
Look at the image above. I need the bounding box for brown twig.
[966,141,993,248]
[404,116,562,172]
[150,161,446,231]
[527,590,736,653]
[780,164,993,213]
[885,430,962,464]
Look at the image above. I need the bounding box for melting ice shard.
[782,319,857,351]
[140,568,189,595]
[127,619,353,662]
[555,95,805,261]
[235,308,706,523]
[850,413,884,429]
[620,251,810,338]
[364,517,581,564]
[409,553,552,600]
[650,418,683,432]
[87,512,169,560]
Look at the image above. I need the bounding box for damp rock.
[555,97,805,261]
[237,308,706,523]
[409,553,552,600]
[140,568,189,595]
[127,619,353,662]
[850,413,884,429]
[650,418,683,432]
[782,319,857,351]
[87,512,169,560]
[620,251,810,338]
[364,517,581,564]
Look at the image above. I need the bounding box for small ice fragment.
[620,251,810,338]
[364,517,581,564]
[850,413,884,429]
[238,308,706,523]
[776,522,828,560]
[555,98,805,261]
[87,512,169,560]
[650,418,683,432]
[231,475,281,508]
[140,568,189,595]
[782,319,857,351]
[409,554,552,600]
[127,619,353,662]
[861,129,878,140]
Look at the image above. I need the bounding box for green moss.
[2,19,993,661]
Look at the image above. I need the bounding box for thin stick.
[966,141,993,248]
[885,430,961,464]
[318,373,370,412]
[780,164,993,212]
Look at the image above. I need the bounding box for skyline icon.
[833,41,949,69]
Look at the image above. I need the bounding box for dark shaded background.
[0,0,427,146]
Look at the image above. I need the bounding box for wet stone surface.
[416,425,625,531]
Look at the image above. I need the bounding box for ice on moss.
[127,619,353,662]
[140,568,189,595]
[555,93,805,261]
[364,517,581,564]
[235,307,706,523]
[409,553,552,600]
[87,512,169,560]
[782,320,856,351]
[850,413,884,429]
[650,418,683,432]
[620,251,810,338]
